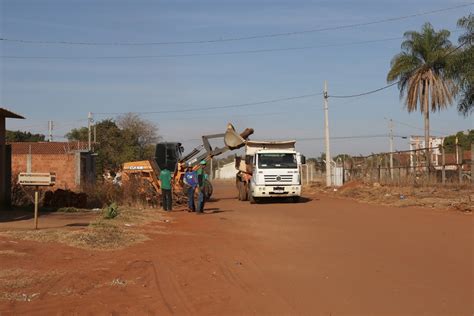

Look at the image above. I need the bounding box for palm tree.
[387,23,456,167]
[450,14,473,116]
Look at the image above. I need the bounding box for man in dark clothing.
[184,166,198,212]
[159,168,173,211]
[196,160,207,214]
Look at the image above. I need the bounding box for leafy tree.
[334,154,351,161]
[387,23,455,164]
[6,130,45,142]
[443,130,474,153]
[449,14,473,116]
[65,127,88,141]
[116,113,160,160]
[66,117,160,176]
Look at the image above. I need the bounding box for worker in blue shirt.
[196,160,207,214]
[184,166,198,212]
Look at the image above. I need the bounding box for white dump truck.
[235,140,305,203]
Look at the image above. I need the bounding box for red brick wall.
[12,153,79,191]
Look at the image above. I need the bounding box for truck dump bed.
[245,140,296,156]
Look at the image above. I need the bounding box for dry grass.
[307,181,473,212]
[0,269,46,290]
[0,250,27,256]
[0,206,166,250]
[0,268,60,301]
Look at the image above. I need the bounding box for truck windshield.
[258,153,297,169]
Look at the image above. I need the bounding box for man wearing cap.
[196,160,207,214]
[184,166,198,212]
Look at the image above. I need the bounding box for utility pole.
[87,112,92,151]
[48,120,53,142]
[323,81,332,187]
[389,119,394,180]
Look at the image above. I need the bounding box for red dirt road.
[1,182,473,315]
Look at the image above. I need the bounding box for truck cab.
[250,149,303,201]
[236,140,305,203]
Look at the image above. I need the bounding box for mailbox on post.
[18,172,56,229]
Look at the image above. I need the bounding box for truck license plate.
[273,186,284,191]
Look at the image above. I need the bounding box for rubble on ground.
[43,189,88,209]
[306,181,473,212]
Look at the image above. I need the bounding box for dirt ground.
[307,180,474,212]
[0,182,472,315]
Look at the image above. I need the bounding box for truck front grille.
[264,175,293,183]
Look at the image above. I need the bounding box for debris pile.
[307,181,473,213]
[43,189,88,208]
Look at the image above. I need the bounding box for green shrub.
[103,203,119,219]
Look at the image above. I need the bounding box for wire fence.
[301,143,473,186]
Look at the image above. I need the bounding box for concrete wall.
[215,162,237,179]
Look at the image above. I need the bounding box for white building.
[215,161,237,179]
[409,135,444,166]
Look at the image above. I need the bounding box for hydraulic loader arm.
[182,124,254,167]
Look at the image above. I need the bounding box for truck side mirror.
[301,155,306,165]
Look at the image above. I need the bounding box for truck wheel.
[204,180,213,201]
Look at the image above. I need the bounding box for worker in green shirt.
[159,168,173,211]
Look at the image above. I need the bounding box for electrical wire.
[0,3,470,46]
[384,117,452,136]
[327,41,469,99]
[93,92,323,115]
[295,134,405,141]
[328,82,399,98]
[1,36,405,59]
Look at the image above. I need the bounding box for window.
[257,153,297,169]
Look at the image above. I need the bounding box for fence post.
[441,145,446,185]
[458,144,463,184]
[471,143,474,185]
[377,155,381,183]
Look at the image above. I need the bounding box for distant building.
[0,108,25,208]
[409,135,444,167]
[10,142,95,191]
[215,161,237,179]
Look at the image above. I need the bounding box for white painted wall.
[215,161,237,179]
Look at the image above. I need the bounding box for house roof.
[10,142,90,155]
[0,108,25,119]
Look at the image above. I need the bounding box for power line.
[295,134,408,141]
[1,30,463,60]
[0,3,470,46]
[1,36,405,60]
[327,41,467,99]
[384,117,451,136]
[93,92,323,116]
[328,82,399,98]
[180,134,405,143]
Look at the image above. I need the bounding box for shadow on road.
[252,196,313,204]
[203,208,232,214]
[0,210,35,223]
[65,223,90,227]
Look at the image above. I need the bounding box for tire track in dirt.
[124,260,175,314]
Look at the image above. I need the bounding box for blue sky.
[1,0,472,157]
